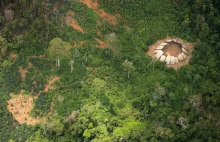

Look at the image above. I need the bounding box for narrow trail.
[95,38,108,48]
[65,10,85,33]
[18,55,45,81]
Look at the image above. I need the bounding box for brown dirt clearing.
[163,42,182,56]
[147,37,195,70]
[80,0,119,25]
[65,10,85,33]
[8,76,60,125]
[7,92,45,125]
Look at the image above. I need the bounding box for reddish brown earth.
[80,0,119,25]
[18,55,45,81]
[95,38,108,48]
[44,76,60,92]
[9,52,17,59]
[7,92,45,125]
[9,54,60,125]
[73,41,87,47]
[97,30,102,37]
[7,76,60,125]
[65,10,85,33]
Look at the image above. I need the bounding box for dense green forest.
[0,0,219,141]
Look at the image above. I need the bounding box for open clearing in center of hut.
[163,42,182,56]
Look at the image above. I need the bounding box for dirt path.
[18,55,45,81]
[147,37,195,70]
[44,76,60,92]
[80,0,119,25]
[65,10,85,33]
[19,62,32,81]
[95,38,108,48]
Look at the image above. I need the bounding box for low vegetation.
[0,0,219,141]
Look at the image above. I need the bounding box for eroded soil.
[7,92,44,125]
[80,0,119,25]
[95,38,108,48]
[9,60,60,125]
[65,10,85,33]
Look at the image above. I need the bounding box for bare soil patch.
[19,55,45,81]
[19,62,32,80]
[95,38,108,48]
[73,41,87,47]
[97,30,102,37]
[7,92,45,125]
[163,42,182,56]
[9,52,17,59]
[80,0,118,25]
[65,10,85,33]
[147,37,195,70]
[8,76,60,125]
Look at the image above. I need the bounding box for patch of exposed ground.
[8,76,60,125]
[44,76,60,92]
[147,37,195,70]
[19,62,32,80]
[9,52,17,59]
[48,102,55,115]
[7,92,45,125]
[95,38,108,48]
[80,0,119,25]
[19,55,45,81]
[73,41,87,47]
[163,42,182,56]
[29,54,45,59]
[97,30,102,37]
[65,10,85,33]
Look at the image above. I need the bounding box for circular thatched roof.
[154,39,188,65]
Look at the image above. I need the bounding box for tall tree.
[123,59,135,79]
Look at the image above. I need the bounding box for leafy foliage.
[0,0,219,142]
